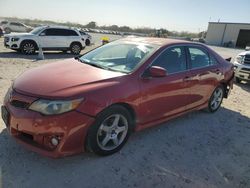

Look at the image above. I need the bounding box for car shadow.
[0,107,250,187]
[0,51,78,60]
[234,81,250,92]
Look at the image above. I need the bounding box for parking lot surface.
[0,34,250,188]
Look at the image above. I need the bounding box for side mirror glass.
[143,66,167,78]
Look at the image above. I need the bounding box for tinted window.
[43,28,78,36]
[10,22,23,26]
[152,46,187,74]
[1,21,8,24]
[43,29,57,36]
[65,29,78,36]
[188,47,210,69]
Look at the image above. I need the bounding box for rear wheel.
[85,39,90,46]
[21,41,36,55]
[70,43,82,55]
[207,86,224,113]
[87,106,132,156]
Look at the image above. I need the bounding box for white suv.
[4,26,86,55]
[233,51,250,83]
[0,21,33,33]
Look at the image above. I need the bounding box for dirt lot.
[0,35,250,188]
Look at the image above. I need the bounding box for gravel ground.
[0,35,250,188]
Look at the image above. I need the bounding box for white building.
[206,22,250,48]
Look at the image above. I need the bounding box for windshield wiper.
[76,58,128,73]
[77,58,109,70]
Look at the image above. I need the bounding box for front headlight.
[29,98,83,115]
[11,38,19,42]
[236,55,244,64]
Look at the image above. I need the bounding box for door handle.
[183,76,192,81]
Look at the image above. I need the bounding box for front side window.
[152,46,187,74]
[79,42,157,73]
[188,47,210,69]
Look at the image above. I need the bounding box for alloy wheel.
[23,43,35,54]
[97,114,128,151]
[210,87,223,111]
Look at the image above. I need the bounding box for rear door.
[139,46,190,124]
[185,45,222,109]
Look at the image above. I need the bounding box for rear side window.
[1,21,8,24]
[188,47,210,69]
[209,55,219,65]
[152,46,187,74]
[65,29,78,36]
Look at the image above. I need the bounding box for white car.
[0,21,33,34]
[4,26,86,55]
[79,30,93,46]
[233,51,250,83]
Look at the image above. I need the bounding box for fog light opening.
[51,137,59,146]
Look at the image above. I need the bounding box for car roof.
[41,25,78,30]
[119,36,196,47]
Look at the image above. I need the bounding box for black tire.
[207,85,224,113]
[85,39,90,46]
[70,43,82,55]
[87,105,133,156]
[5,28,11,34]
[235,77,241,84]
[21,41,36,55]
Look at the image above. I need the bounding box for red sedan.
[1,37,234,157]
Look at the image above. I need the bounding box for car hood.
[5,33,34,38]
[13,59,126,98]
[237,51,250,56]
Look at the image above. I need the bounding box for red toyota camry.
[1,37,234,157]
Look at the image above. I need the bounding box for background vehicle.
[2,38,234,157]
[233,51,250,83]
[0,26,3,37]
[4,26,86,55]
[0,21,33,34]
[79,30,93,46]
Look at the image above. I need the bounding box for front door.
[139,46,190,124]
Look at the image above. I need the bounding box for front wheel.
[70,43,82,55]
[21,41,36,55]
[207,86,224,113]
[87,106,132,156]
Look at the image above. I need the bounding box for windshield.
[30,27,45,35]
[79,41,157,73]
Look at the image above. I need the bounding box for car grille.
[4,37,9,43]
[244,55,250,65]
[10,100,30,109]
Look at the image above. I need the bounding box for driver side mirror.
[143,66,167,78]
[39,32,46,36]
